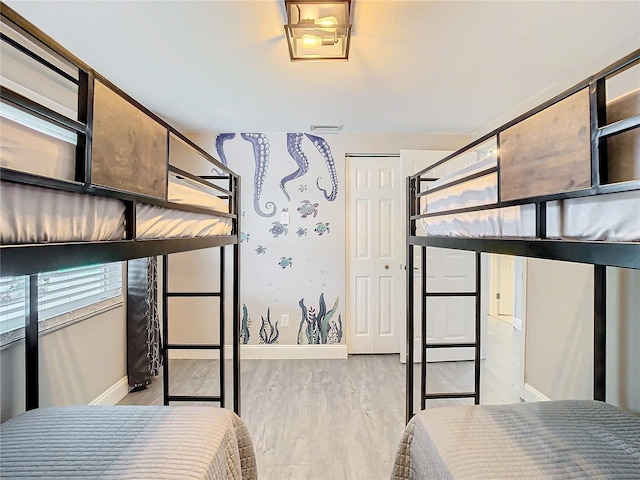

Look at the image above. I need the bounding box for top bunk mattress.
[391,400,640,480]
[0,405,257,479]
[0,176,233,244]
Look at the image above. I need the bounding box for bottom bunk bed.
[391,400,640,480]
[0,405,257,480]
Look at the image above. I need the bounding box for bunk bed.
[0,4,255,478]
[393,49,640,479]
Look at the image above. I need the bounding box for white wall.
[525,260,640,414]
[0,304,127,422]
[169,132,470,348]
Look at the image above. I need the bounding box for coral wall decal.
[241,304,251,345]
[297,293,342,344]
[259,308,279,344]
[241,133,276,217]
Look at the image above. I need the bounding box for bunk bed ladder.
[420,250,482,411]
[161,250,226,406]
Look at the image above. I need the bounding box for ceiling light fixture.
[284,1,352,61]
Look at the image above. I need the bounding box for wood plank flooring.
[119,316,522,479]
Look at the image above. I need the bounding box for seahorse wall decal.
[280,133,310,201]
[214,133,235,167]
[297,293,342,344]
[305,133,338,202]
[241,304,251,345]
[241,133,277,217]
[259,308,279,344]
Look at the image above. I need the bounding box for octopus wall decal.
[214,132,235,166]
[240,133,277,217]
[280,133,310,201]
[214,132,339,215]
[305,133,338,202]
[282,133,338,202]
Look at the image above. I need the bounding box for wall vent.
[309,124,343,134]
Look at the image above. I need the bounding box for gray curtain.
[127,257,162,389]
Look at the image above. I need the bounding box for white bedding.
[0,176,232,244]
[421,159,640,241]
[0,405,257,479]
[0,181,126,244]
[391,400,640,480]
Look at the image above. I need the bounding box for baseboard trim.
[523,383,551,403]
[513,317,523,331]
[243,344,348,359]
[169,344,348,360]
[90,376,129,405]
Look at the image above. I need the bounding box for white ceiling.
[5,0,640,135]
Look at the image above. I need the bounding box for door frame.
[345,153,402,355]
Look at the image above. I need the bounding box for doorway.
[346,154,403,354]
[490,254,515,325]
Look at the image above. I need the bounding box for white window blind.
[0,262,123,337]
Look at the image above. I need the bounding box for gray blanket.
[391,400,640,479]
[0,405,257,479]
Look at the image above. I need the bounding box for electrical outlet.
[280,313,289,327]
[281,211,290,225]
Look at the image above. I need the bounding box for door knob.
[385,265,389,270]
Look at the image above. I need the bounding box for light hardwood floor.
[119,316,522,479]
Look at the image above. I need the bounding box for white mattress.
[421,161,640,242]
[0,181,126,244]
[391,400,640,480]
[0,405,257,479]
[136,176,232,239]
[0,177,232,244]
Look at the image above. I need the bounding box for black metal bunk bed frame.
[405,49,640,424]
[0,4,242,415]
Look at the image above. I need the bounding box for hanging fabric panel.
[126,257,161,389]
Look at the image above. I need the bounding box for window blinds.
[0,262,122,335]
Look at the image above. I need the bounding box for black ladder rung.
[425,292,477,297]
[425,392,477,400]
[168,395,222,402]
[166,292,221,297]
[425,342,477,349]
[166,344,221,350]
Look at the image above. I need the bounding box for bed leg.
[25,274,39,410]
[593,264,606,402]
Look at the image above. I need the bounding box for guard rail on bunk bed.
[406,48,640,424]
[0,3,242,415]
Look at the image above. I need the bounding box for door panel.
[348,156,403,354]
[355,276,372,338]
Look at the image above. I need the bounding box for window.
[0,262,123,344]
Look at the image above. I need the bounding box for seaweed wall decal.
[297,293,342,344]
[259,308,280,344]
[241,304,251,345]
